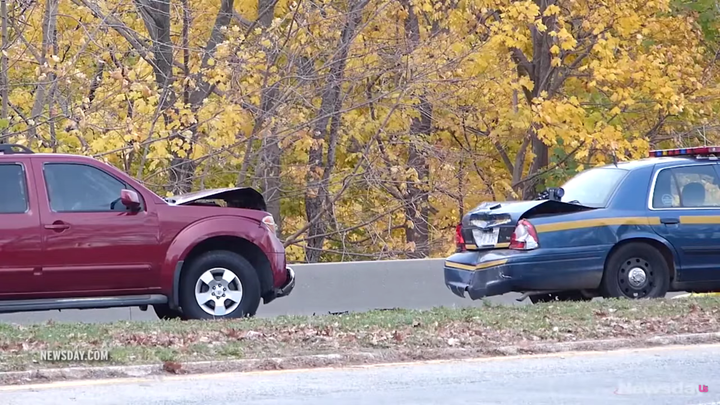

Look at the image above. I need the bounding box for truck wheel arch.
[162,218,274,309]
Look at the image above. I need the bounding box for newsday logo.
[614,382,709,396]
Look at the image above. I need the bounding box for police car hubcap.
[619,257,654,298]
[627,267,647,287]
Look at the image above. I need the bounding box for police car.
[445,146,720,303]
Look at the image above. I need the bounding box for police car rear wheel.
[601,243,669,299]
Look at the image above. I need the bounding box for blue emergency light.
[648,146,720,158]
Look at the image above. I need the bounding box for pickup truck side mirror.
[120,189,141,211]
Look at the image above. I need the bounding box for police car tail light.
[509,219,539,250]
[455,224,466,252]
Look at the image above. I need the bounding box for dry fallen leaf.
[162,361,183,374]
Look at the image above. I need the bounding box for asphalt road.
[2,345,718,404]
[0,259,685,324]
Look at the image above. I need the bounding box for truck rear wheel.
[179,250,261,320]
[152,304,184,320]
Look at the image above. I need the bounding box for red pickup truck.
[0,144,295,320]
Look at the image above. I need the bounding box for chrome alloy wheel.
[194,267,244,316]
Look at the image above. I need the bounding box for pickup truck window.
[44,163,131,212]
[0,163,28,213]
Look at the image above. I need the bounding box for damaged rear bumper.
[445,255,513,300]
[444,248,605,300]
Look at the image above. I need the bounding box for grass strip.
[1,297,719,372]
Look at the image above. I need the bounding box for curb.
[2,331,720,385]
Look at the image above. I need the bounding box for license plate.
[472,228,499,246]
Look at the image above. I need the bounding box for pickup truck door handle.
[44,221,70,231]
[660,218,680,225]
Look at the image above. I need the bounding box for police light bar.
[649,146,720,158]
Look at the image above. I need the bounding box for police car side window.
[653,165,720,208]
[653,169,679,208]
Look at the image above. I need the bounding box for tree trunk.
[133,0,185,190]
[303,0,368,262]
[507,0,561,199]
[401,0,431,258]
[28,0,58,141]
[404,97,431,258]
[134,0,235,194]
[258,124,282,233]
[521,0,556,198]
[238,0,282,231]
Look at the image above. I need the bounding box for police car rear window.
[652,164,720,208]
[560,167,627,208]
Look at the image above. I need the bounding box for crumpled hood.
[165,187,267,211]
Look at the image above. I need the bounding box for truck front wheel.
[178,250,261,320]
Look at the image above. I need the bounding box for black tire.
[152,304,184,320]
[600,242,670,299]
[178,250,261,320]
[529,291,591,304]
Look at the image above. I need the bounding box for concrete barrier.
[263,258,511,316]
[0,258,683,324]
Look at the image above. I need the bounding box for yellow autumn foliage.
[1,0,719,262]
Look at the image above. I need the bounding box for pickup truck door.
[32,158,161,294]
[0,161,43,296]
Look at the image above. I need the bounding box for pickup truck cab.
[0,144,295,320]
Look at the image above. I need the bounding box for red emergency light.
[648,146,720,158]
